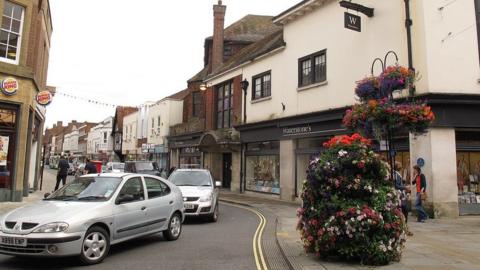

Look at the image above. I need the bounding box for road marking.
[222,202,269,270]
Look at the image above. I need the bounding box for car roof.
[82,172,133,178]
[175,169,210,172]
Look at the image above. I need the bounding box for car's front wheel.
[79,226,110,265]
[207,203,219,222]
[163,212,182,241]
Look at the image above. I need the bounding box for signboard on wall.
[0,136,9,166]
[344,12,361,32]
[36,90,53,106]
[1,78,19,96]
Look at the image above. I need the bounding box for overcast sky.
[44,0,297,129]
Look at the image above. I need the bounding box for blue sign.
[416,158,425,167]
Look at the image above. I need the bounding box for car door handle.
[169,201,173,205]
[141,206,147,211]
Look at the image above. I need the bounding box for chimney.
[57,121,63,127]
[211,0,226,72]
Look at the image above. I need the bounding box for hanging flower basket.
[355,76,380,101]
[297,134,407,265]
[343,99,435,136]
[379,65,416,93]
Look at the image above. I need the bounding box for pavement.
[219,191,480,270]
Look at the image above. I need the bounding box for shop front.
[168,132,202,170]
[0,76,45,202]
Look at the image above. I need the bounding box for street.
[0,169,260,270]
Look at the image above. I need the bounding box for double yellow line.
[223,202,269,270]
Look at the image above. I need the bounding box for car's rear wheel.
[163,212,182,241]
[207,203,219,222]
[79,226,110,265]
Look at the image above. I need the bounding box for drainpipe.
[404,0,415,95]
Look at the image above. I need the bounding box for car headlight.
[33,222,69,233]
[199,194,212,202]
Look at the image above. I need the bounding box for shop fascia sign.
[282,125,312,136]
[141,143,155,153]
[36,90,53,106]
[1,77,19,96]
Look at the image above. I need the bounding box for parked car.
[168,169,220,222]
[0,173,184,265]
[124,161,161,176]
[105,162,125,173]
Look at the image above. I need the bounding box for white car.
[168,169,220,222]
[105,162,125,173]
[0,173,184,265]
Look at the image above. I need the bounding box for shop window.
[245,155,280,194]
[0,107,17,189]
[0,1,24,64]
[456,152,480,206]
[252,71,271,100]
[298,49,326,87]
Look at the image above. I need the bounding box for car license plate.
[1,236,27,247]
[184,203,195,210]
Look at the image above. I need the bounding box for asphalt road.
[0,203,259,270]
[0,169,261,270]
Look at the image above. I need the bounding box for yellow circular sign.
[36,90,53,106]
[1,77,18,95]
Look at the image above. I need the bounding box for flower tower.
[297,134,407,265]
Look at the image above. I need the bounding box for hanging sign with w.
[344,12,361,32]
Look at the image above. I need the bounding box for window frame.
[116,177,145,204]
[215,81,234,129]
[298,49,327,87]
[0,1,25,64]
[144,177,171,199]
[251,70,272,100]
[192,91,202,118]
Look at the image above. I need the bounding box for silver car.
[168,169,220,222]
[0,173,184,265]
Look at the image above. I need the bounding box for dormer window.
[0,1,24,64]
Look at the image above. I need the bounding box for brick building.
[168,1,281,190]
[0,0,53,201]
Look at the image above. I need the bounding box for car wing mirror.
[116,194,135,204]
[215,181,222,188]
[43,192,51,199]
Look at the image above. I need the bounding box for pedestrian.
[394,162,413,235]
[55,155,69,191]
[412,165,428,222]
[84,158,98,174]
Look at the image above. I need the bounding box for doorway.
[222,153,232,188]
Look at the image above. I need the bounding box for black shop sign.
[344,12,361,32]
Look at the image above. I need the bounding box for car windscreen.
[46,177,122,201]
[169,171,211,186]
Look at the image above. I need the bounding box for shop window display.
[457,152,480,205]
[246,155,280,194]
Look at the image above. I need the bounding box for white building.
[87,117,114,162]
[122,110,139,160]
[147,91,186,169]
[203,0,480,217]
[62,126,79,155]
